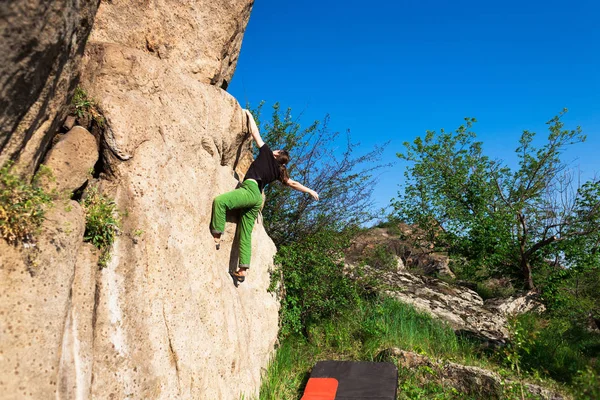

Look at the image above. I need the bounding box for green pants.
[211,180,263,268]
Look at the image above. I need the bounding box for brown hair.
[275,150,290,184]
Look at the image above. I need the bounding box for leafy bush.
[81,184,120,267]
[573,367,600,399]
[362,244,397,271]
[0,162,52,244]
[271,229,361,337]
[502,312,600,389]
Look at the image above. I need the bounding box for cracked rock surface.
[1,1,279,399]
[351,264,544,343]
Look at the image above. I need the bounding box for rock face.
[76,40,278,398]
[89,0,253,89]
[1,1,279,399]
[0,203,97,400]
[0,0,100,175]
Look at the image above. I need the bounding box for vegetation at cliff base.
[0,162,52,244]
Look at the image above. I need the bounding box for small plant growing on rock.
[0,162,52,244]
[71,86,105,127]
[81,184,120,267]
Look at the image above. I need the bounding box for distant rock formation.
[347,226,456,278]
[346,226,545,343]
[1,1,280,399]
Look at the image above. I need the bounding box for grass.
[0,162,52,244]
[257,295,576,400]
[508,312,600,388]
[259,296,489,400]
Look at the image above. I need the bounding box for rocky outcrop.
[88,0,253,90]
[485,291,546,316]
[39,126,98,195]
[381,348,567,400]
[350,265,544,343]
[347,226,455,278]
[0,0,100,175]
[1,1,279,399]
[76,39,277,398]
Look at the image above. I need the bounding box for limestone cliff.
[1,1,279,399]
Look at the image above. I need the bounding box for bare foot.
[212,233,221,249]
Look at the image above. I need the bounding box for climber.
[211,109,319,283]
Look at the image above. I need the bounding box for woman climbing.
[211,109,319,283]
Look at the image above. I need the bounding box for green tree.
[271,228,361,337]
[394,110,600,290]
[249,102,389,247]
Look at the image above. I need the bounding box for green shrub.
[71,86,105,127]
[0,162,52,244]
[501,312,600,388]
[362,243,397,271]
[271,229,361,337]
[573,367,600,399]
[81,184,120,267]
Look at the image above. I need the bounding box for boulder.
[39,126,98,195]
[1,0,277,398]
[78,39,277,399]
[0,0,100,175]
[484,291,546,317]
[352,265,509,342]
[89,0,253,89]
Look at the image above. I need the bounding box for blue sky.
[229,0,600,212]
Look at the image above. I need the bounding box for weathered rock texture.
[2,1,278,399]
[382,348,567,400]
[349,264,544,343]
[0,203,96,400]
[39,126,98,194]
[347,226,455,278]
[76,40,278,398]
[0,0,100,175]
[89,0,253,89]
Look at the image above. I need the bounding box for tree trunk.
[521,258,535,290]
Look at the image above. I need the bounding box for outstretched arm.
[286,179,319,201]
[244,109,265,148]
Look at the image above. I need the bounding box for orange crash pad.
[301,377,339,400]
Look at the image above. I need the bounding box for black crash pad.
[307,361,398,400]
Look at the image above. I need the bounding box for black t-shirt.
[244,144,280,191]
